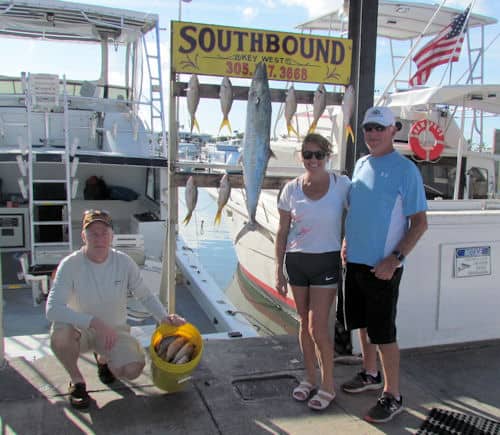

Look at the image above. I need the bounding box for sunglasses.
[302,150,327,160]
[363,124,387,132]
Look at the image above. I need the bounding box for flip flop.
[308,389,336,411]
[292,380,315,402]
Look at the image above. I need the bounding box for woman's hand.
[275,268,288,297]
[341,238,347,266]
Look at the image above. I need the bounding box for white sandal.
[292,380,315,402]
[308,389,336,411]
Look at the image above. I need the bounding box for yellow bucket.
[149,322,203,392]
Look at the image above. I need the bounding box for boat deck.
[1,330,500,434]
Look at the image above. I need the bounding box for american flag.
[409,7,470,87]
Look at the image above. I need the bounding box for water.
[179,188,298,336]
[179,187,237,290]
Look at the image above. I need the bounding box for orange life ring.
[409,119,445,161]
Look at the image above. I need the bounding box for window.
[467,167,488,199]
[145,168,160,203]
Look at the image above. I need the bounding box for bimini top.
[386,84,500,114]
[297,0,497,40]
[0,0,158,43]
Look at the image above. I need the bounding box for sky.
[7,0,500,144]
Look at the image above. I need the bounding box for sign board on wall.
[171,21,352,85]
[454,246,491,278]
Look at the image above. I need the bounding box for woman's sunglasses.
[363,124,387,132]
[302,150,327,160]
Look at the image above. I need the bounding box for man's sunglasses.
[302,150,327,160]
[363,124,387,132]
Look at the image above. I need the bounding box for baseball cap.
[82,209,113,229]
[362,106,396,127]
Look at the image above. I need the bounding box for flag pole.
[438,1,475,86]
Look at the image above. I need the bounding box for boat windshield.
[1,37,133,100]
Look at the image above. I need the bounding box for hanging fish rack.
[174,81,342,106]
[163,12,352,313]
[170,80,343,189]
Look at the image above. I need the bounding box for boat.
[223,0,500,350]
[0,0,257,354]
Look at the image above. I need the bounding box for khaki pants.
[51,322,145,368]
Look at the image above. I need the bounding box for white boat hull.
[226,186,500,349]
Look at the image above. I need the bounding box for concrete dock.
[2,333,500,434]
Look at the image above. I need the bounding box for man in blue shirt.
[341,106,428,423]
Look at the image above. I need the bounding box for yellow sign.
[171,21,352,85]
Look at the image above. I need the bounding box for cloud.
[242,7,258,21]
[278,0,343,17]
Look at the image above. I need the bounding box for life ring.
[409,119,445,161]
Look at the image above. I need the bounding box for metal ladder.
[142,23,166,154]
[466,26,486,149]
[22,73,74,265]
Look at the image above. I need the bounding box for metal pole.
[345,0,378,176]
[0,251,5,366]
[453,99,467,199]
[159,37,179,313]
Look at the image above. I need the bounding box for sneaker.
[68,382,90,409]
[93,352,116,385]
[364,392,403,423]
[342,370,383,393]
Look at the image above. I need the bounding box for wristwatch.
[392,250,405,262]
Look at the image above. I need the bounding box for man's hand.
[371,255,400,280]
[161,313,186,326]
[90,317,118,352]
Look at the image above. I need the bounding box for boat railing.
[0,74,161,155]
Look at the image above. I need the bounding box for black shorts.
[343,262,403,344]
[284,251,340,288]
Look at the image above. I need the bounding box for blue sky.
[17,0,500,140]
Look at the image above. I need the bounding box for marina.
[1,0,500,433]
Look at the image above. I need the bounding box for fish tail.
[308,121,317,134]
[346,125,355,143]
[183,211,193,225]
[191,117,200,133]
[287,122,298,137]
[234,221,273,244]
[218,118,232,135]
[214,208,223,225]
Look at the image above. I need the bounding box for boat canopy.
[386,84,500,114]
[297,0,497,40]
[0,0,158,44]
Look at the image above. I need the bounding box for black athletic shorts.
[343,262,403,344]
[284,251,340,288]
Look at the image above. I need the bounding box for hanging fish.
[214,174,231,225]
[342,84,356,143]
[284,85,298,137]
[235,62,274,244]
[187,74,200,133]
[219,76,233,134]
[307,84,327,134]
[182,176,198,225]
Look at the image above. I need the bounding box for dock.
[2,328,500,434]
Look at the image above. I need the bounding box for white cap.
[362,106,395,127]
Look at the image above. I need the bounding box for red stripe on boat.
[239,263,296,310]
